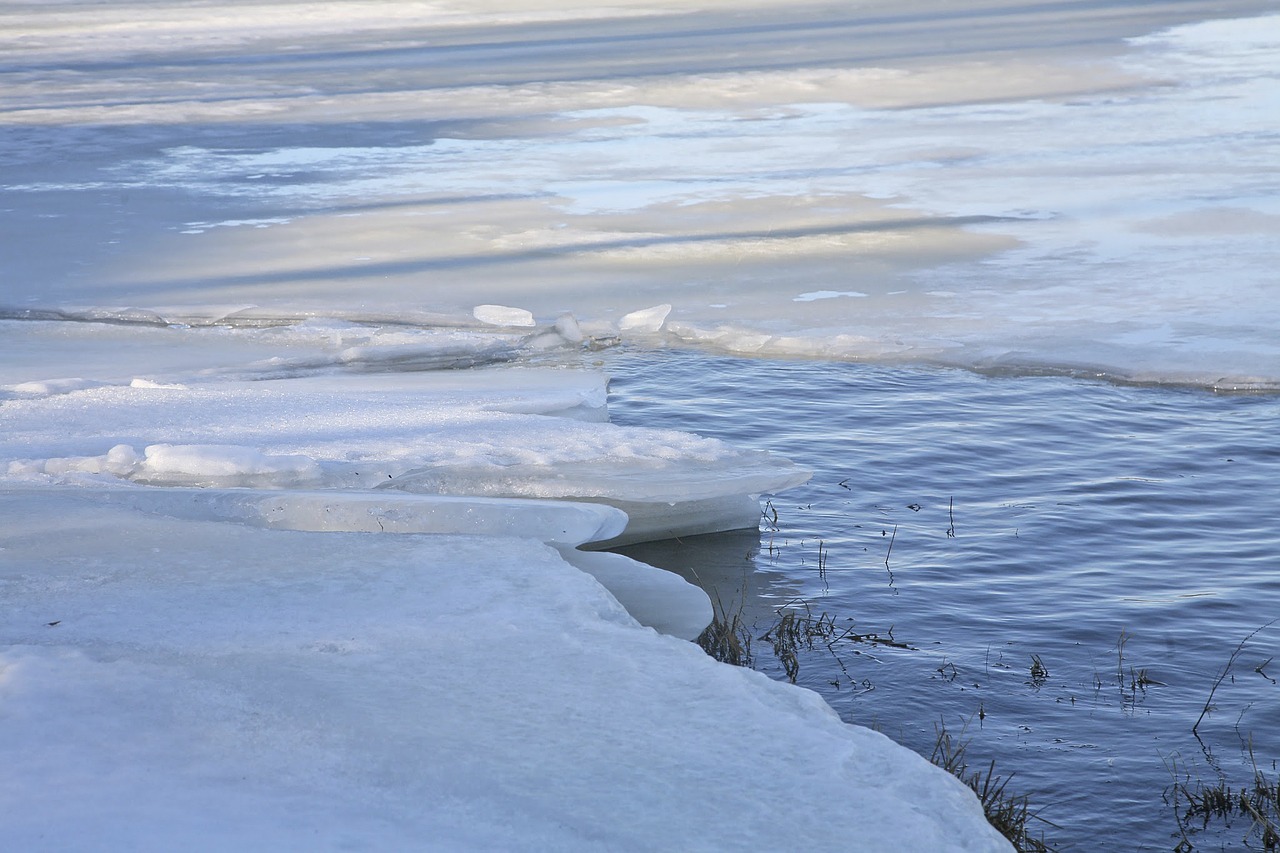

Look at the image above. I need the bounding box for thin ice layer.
[59,486,628,548]
[1,368,809,543]
[0,491,1009,851]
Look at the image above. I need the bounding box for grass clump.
[695,592,753,668]
[931,724,1056,853]
[1167,755,1280,851]
[761,607,837,683]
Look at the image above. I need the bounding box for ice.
[61,486,629,547]
[13,378,111,397]
[0,491,1007,851]
[21,0,1277,845]
[383,460,806,547]
[5,3,1265,387]
[618,303,673,332]
[552,312,585,343]
[473,304,537,327]
[134,444,323,487]
[558,548,712,640]
[1,369,808,544]
[795,290,869,302]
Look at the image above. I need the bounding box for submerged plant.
[1166,749,1280,851]
[1028,654,1049,688]
[757,600,911,684]
[1165,621,1280,850]
[761,607,838,683]
[1194,620,1277,737]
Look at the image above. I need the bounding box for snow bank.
[0,491,1008,850]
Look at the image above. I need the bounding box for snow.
[0,338,1009,847]
[0,490,1004,851]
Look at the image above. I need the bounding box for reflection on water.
[601,346,1280,851]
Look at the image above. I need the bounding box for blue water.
[604,348,1280,850]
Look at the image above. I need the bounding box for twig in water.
[1194,620,1278,738]
[947,495,956,538]
[1257,657,1276,685]
[1116,628,1129,687]
[882,524,898,587]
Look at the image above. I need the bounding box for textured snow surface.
[0,492,1007,851]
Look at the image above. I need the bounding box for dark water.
[600,347,1280,851]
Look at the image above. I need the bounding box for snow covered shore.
[0,484,1012,850]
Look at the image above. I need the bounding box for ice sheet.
[1,369,807,540]
[558,547,712,640]
[38,486,626,547]
[7,2,1273,387]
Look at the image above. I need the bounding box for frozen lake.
[3,0,1279,848]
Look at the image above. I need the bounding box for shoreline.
[3,1,1277,847]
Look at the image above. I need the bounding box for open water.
[605,347,1280,851]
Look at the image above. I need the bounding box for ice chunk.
[594,493,767,548]
[619,303,672,332]
[473,304,536,327]
[558,547,712,639]
[523,315,591,351]
[553,312,584,343]
[382,455,811,546]
[8,444,141,478]
[793,290,868,301]
[12,377,111,396]
[136,444,322,487]
[129,378,187,390]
